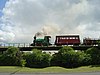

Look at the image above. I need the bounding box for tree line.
[0,46,100,68]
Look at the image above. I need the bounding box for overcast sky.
[0,0,100,43]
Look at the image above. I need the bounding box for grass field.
[0,66,100,73]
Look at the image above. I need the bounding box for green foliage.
[6,46,19,56]
[50,53,62,66]
[77,51,91,66]
[0,46,22,66]
[1,46,100,68]
[51,46,91,68]
[58,46,74,54]
[86,47,100,65]
[24,49,51,68]
[20,59,26,67]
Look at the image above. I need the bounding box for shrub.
[0,46,22,66]
[58,46,74,54]
[51,46,91,68]
[24,49,51,68]
[86,47,100,65]
[77,51,91,66]
[51,46,73,67]
[50,53,62,66]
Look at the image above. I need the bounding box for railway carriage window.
[70,37,72,39]
[73,37,75,39]
[57,38,58,43]
[76,37,78,39]
[63,37,65,39]
[62,37,63,39]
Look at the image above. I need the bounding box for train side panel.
[83,38,100,45]
[55,35,80,46]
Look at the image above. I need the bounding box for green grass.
[0,66,100,73]
[0,66,21,73]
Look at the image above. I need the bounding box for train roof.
[83,37,100,40]
[36,39,44,41]
[56,34,80,37]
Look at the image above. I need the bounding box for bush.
[51,46,73,67]
[86,47,100,65]
[77,51,91,66]
[0,46,22,66]
[24,49,51,68]
[50,53,62,66]
[51,46,91,68]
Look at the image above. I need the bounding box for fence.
[0,43,31,48]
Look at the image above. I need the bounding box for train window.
[70,37,72,39]
[62,37,63,39]
[76,37,78,39]
[63,37,64,39]
[73,37,75,39]
[63,37,65,39]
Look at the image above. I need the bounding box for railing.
[0,43,32,48]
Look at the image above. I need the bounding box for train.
[30,34,100,46]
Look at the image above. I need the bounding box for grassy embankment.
[0,66,100,73]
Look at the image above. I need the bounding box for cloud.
[0,0,100,43]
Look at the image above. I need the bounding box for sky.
[0,0,100,43]
[0,0,8,17]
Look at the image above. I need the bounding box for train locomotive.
[31,34,100,46]
[31,35,51,46]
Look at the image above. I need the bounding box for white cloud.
[0,30,15,43]
[0,0,100,43]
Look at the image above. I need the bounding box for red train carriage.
[55,35,80,46]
